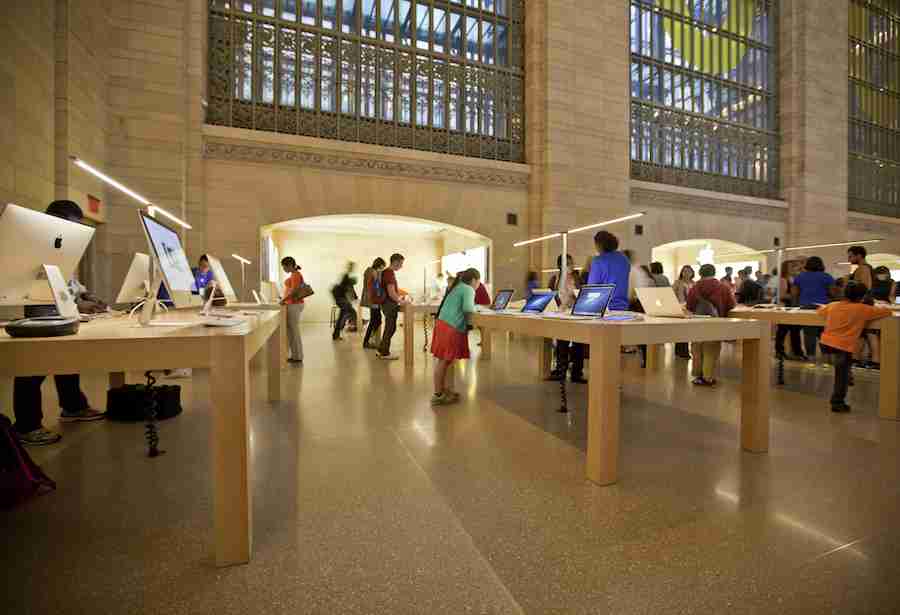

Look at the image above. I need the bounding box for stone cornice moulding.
[848,211,900,234]
[202,134,530,189]
[630,180,788,222]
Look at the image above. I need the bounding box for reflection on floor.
[3,326,900,614]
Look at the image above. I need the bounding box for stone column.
[780,0,850,253]
[525,1,632,272]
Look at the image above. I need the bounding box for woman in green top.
[430,268,481,406]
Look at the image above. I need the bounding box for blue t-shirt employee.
[192,254,214,294]
[587,230,631,311]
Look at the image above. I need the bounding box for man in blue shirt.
[587,230,630,311]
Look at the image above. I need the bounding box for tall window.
[849,0,900,217]
[208,0,525,162]
[629,0,778,198]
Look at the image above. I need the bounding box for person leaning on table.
[13,200,105,446]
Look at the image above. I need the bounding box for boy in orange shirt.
[817,281,892,412]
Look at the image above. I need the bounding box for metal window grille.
[207,0,525,162]
[628,0,779,199]
[848,0,900,217]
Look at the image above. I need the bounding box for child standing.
[818,281,892,412]
[430,268,480,406]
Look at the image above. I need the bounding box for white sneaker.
[19,427,62,446]
[377,353,399,361]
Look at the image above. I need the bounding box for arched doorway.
[261,215,492,323]
[651,239,769,282]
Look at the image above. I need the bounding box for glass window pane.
[380,49,395,121]
[416,3,430,50]
[433,60,446,129]
[449,63,462,131]
[282,0,297,21]
[380,0,395,42]
[495,0,506,16]
[280,28,297,106]
[322,37,336,111]
[300,33,316,109]
[343,0,358,33]
[496,23,508,66]
[261,0,275,17]
[234,20,253,101]
[323,0,337,29]
[433,7,447,53]
[399,1,413,46]
[399,52,412,123]
[450,12,464,56]
[415,56,429,125]
[362,0,377,37]
[483,21,495,65]
[466,16,478,61]
[341,41,357,114]
[483,0,495,12]
[361,46,376,118]
[301,0,316,25]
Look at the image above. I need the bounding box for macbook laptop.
[521,291,556,314]
[491,289,515,311]
[636,287,690,318]
[543,284,615,320]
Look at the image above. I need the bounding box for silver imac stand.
[138,262,166,326]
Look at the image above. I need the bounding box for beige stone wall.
[525,0,632,269]
[780,0,850,248]
[203,128,530,297]
[0,0,57,211]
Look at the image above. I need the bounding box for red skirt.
[431,319,470,360]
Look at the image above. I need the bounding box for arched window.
[207,0,525,162]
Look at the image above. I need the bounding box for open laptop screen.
[491,289,514,310]
[571,284,615,317]
[522,292,556,314]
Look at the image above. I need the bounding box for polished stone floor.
[3,325,900,614]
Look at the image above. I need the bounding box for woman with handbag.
[280,256,313,364]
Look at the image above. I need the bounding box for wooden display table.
[0,309,283,567]
[731,307,900,420]
[471,312,771,485]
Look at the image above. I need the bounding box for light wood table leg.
[480,326,492,360]
[267,320,282,402]
[740,326,770,452]
[538,338,553,379]
[586,327,622,485]
[645,344,662,370]
[109,372,125,389]
[879,316,900,420]
[403,304,415,368]
[209,337,252,567]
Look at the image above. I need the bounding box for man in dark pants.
[13,200,104,446]
[375,253,405,360]
[331,261,358,340]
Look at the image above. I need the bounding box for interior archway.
[651,238,769,282]
[261,215,492,323]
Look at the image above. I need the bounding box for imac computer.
[115,252,151,304]
[0,203,95,306]
[139,211,195,309]
[205,255,238,302]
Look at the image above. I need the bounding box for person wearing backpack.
[331,261,358,341]
[361,257,386,349]
[375,253,406,360]
[430,268,480,406]
[686,264,735,387]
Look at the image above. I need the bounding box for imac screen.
[140,213,195,292]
